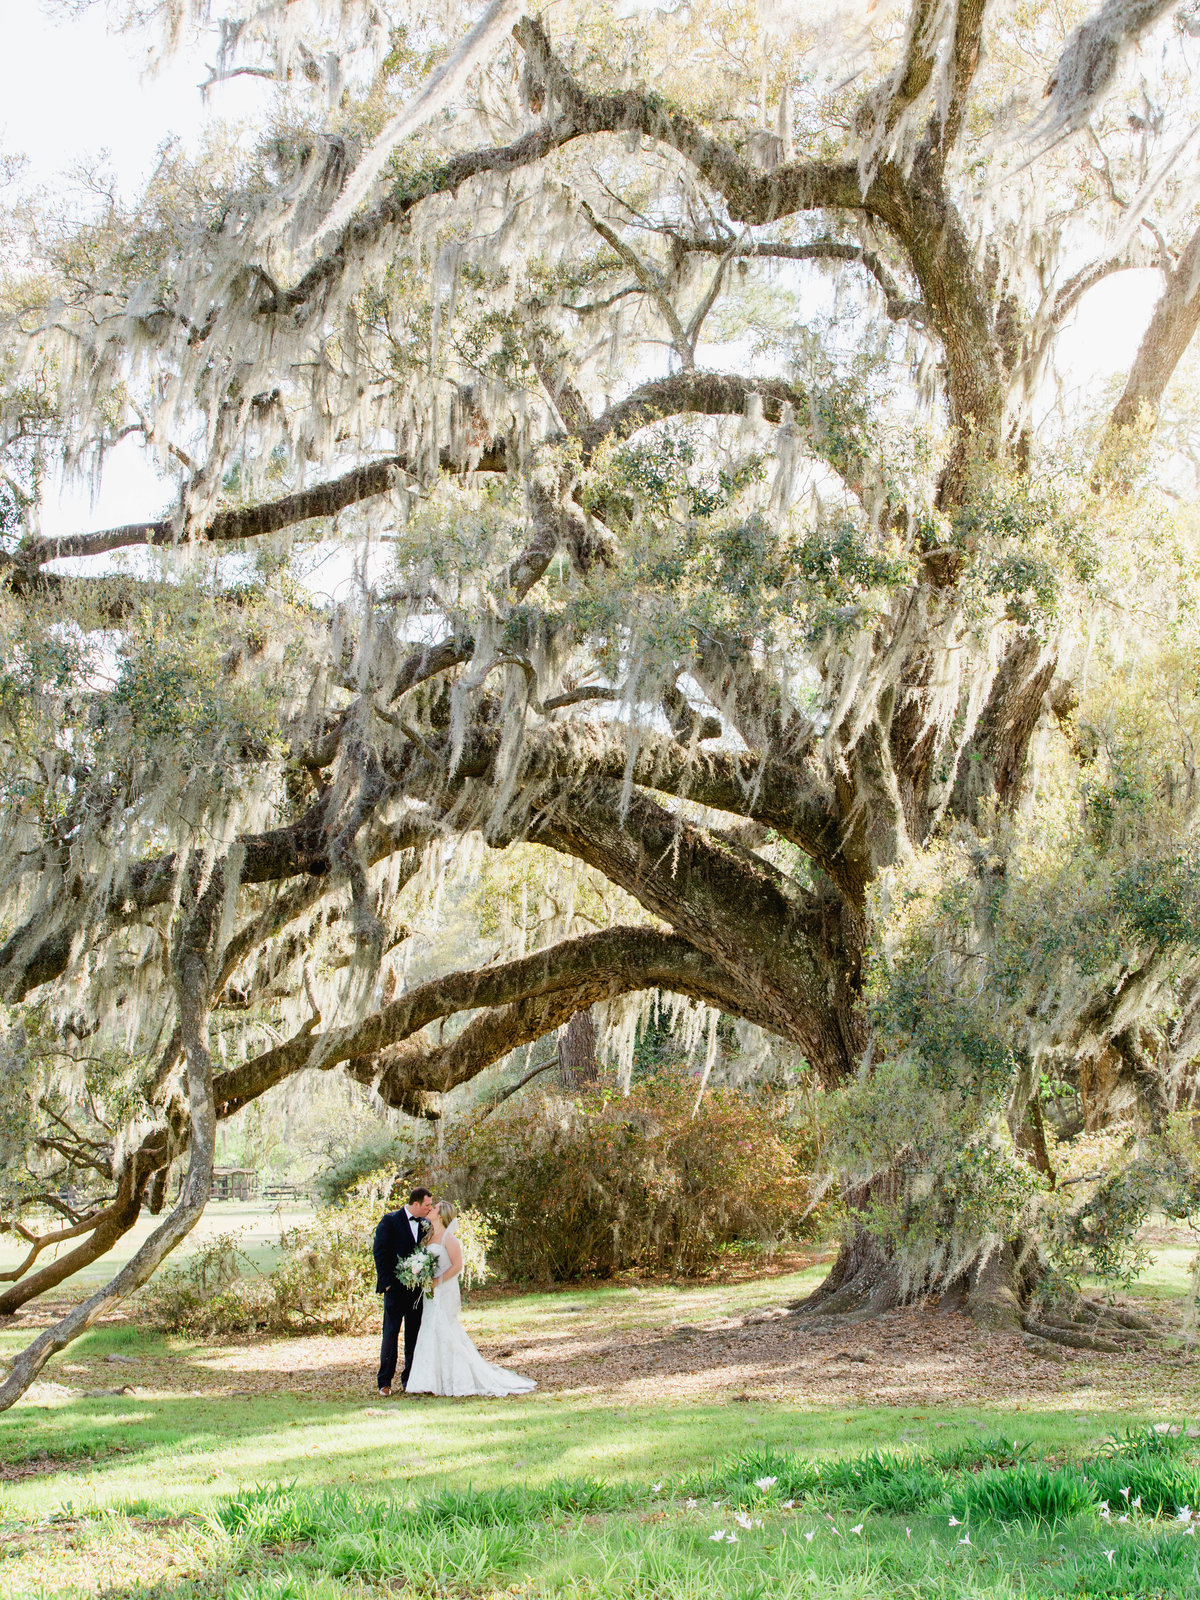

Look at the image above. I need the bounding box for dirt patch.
[11,1254,1196,1415]
[14,1300,1194,1416]
[0,1446,132,1483]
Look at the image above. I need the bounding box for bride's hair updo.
[436,1200,458,1227]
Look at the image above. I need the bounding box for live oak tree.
[2,0,1200,1403]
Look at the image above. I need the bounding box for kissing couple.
[373,1186,536,1398]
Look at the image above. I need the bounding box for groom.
[373,1185,435,1396]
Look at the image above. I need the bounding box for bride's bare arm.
[433,1234,464,1285]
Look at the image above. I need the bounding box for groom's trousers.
[378,1286,423,1390]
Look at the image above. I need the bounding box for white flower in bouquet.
[396,1246,437,1297]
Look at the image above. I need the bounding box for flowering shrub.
[432,1070,821,1281]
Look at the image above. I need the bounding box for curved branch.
[212,924,720,1115]
[0,806,432,1004]
[663,231,930,326]
[580,370,867,496]
[1106,219,1200,437]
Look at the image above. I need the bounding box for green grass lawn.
[6,1424,1200,1597]
[0,1201,316,1287]
[1,1228,1197,1596]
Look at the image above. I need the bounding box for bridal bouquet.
[395,1246,437,1298]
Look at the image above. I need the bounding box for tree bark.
[0,951,217,1410]
[557,1008,599,1091]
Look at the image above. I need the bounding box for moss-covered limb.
[210,924,730,1116]
[0,889,221,1409]
[7,367,857,580]
[361,946,753,1113]
[431,708,841,886]
[662,231,930,328]
[533,782,865,1081]
[515,15,1004,467]
[0,803,433,1007]
[1106,220,1200,442]
[5,447,484,571]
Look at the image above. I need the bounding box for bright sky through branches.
[2,1,1166,545]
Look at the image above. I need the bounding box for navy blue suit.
[373,1207,427,1390]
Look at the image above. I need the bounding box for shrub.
[264,1197,383,1332]
[139,1233,275,1336]
[142,1198,492,1335]
[431,1069,822,1280]
[314,1132,409,1207]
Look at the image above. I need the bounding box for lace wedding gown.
[406,1232,536,1397]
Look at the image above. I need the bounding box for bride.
[405,1201,536,1398]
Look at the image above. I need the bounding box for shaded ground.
[9,1246,1194,1418]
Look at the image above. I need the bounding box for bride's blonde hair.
[435,1200,458,1227]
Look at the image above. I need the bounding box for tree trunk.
[557,1007,599,1091]
[799,1223,1036,1333]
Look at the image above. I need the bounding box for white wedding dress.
[406,1229,536,1398]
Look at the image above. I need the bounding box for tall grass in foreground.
[11,1431,1200,1598]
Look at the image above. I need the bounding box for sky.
[3,2,1167,549]
[5,4,272,545]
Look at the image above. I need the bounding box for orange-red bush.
[434,1071,821,1280]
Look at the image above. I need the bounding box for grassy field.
[0,1201,316,1288]
[1,1224,1197,1596]
[6,1417,1200,1597]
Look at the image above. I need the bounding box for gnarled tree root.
[1020,1316,1126,1352]
[1076,1298,1158,1332]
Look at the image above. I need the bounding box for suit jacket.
[373,1207,427,1293]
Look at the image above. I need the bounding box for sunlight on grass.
[2,1247,1197,1600]
[0,1378,1179,1525]
[0,1202,314,1288]
[1124,1245,1196,1301]
[7,1433,1200,1598]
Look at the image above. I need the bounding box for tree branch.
[6,444,507,573]
[663,231,930,326]
[1106,219,1200,437]
[576,197,693,367]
